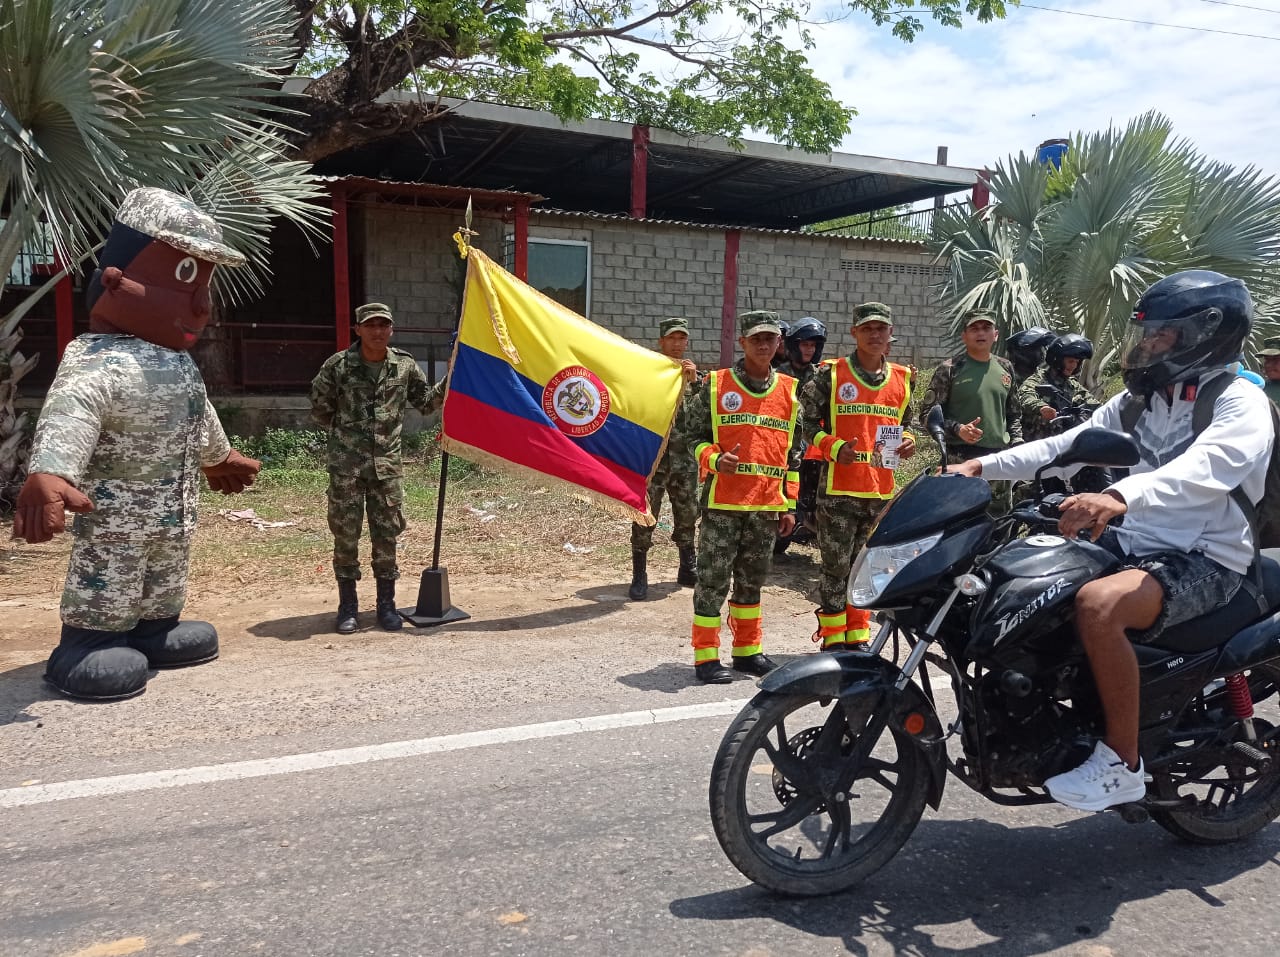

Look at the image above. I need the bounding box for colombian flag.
[440,247,685,524]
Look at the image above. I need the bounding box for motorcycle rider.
[776,317,826,387]
[1005,326,1057,385]
[951,270,1273,811]
[1017,333,1094,443]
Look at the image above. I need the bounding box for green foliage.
[231,429,328,469]
[298,1,1010,155]
[928,111,1280,391]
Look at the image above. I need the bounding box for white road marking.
[0,698,752,809]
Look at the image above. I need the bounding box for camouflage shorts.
[1095,530,1243,642]
[60,533,191,631]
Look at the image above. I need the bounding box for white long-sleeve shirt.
[977,371,1272,574]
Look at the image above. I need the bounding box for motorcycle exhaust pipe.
[1211,610,1280,679]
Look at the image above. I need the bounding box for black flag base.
[401,567,470,627]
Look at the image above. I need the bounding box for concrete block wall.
[530,213,954,371]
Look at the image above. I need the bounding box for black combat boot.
[335,578,359,634]
[676,545,698,587]
[628,550,648,600]
[695,660,733,684]
[376,578,403,631]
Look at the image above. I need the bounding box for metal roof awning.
[310,96,979,230]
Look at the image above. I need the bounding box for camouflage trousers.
[631,458,699,552]
[60,531,191,631]
[692,508,779,617]
[328,469,406,580]
[816,495,885,612]
[947,446,1012,516]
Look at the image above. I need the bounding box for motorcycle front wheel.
[709,690,929,896]
[1150,661,1280,844]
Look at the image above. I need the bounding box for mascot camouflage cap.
[114,187,246,267]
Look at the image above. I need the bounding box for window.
[508,237,591,317]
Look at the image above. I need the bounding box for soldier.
[629,317,701,600]
[800,302,916,650]
[1017,333,1094,443]
[680,310,803,683]
[310,303,445,634]
[1004,326,1056,386]
[1257,336,1280,405]
[775,317,826,387]
[770,319,791,367]
[12,187,260,701]
[921,307,1022,513]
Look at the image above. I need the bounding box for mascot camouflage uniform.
[13,188,261,701]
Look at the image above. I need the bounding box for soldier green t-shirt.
[944,357,1014,449]
[1265,379,1280,406]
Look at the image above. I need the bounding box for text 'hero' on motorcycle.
[709,405,1280,896]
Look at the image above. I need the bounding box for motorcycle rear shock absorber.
[1225,672,1258,742]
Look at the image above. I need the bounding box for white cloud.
[803,0,1280,174]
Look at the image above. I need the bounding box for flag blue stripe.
[449,343,665,477]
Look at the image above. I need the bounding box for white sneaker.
[1045,741,1146,811]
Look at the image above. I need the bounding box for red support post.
[720,229,740,368]
[331,185,351,351]
[972,168,991,212]
[53,251,74,359]
[630,124,650,220]
[514,201,529,281]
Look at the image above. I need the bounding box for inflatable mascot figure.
[12,187,261,700]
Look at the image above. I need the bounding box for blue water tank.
[1037,138,1069,169]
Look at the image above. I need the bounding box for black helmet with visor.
[785,316,827,366]
[1122,270,1252,401]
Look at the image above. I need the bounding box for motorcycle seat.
[1144,550,1280,655]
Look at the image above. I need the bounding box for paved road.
[2,691,1279,957]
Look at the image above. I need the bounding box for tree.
[928,111,1280,392]
[284,0,1011,163]
[0,0,330,507]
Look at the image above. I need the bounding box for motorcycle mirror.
[925,404,946,441]
[1046,428,1140,471]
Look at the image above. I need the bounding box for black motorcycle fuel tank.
[966,536,1120,662]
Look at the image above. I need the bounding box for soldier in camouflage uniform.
[629,317,701,599]
[13,187,260,701]
[1017,333,1094,443]
[1255,337,1280,406]
[920,308,1022,514]
[801,302,915,650]
[679,310,803,683]
[311,302,445,634]
[774,316,826,387]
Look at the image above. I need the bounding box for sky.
[801,0,1280,176]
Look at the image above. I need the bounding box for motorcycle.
[709,406,1280,896]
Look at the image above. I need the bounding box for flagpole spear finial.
[452,197,478,260]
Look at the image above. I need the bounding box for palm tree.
[929,112,1280,392]
[0,0,329,507]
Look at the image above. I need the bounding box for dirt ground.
[0,502,827,779]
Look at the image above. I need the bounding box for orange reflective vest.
[696,369,799,511]
[819,359,912,499]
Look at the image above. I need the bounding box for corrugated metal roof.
[320,175,543,203]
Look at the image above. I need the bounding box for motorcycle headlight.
[848,532,943,606]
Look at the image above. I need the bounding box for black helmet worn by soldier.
[1122,270,1253,402]
[771,319,791,367]
[1046,332,1094,375]
[1005,326,1057,380]
[785,316,827,366]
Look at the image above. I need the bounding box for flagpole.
[430,451,449,570]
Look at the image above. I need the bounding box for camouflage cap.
[852,301,894,326]
[1257,336,1280,357]
[114,187,245,267]
[355,302,394,324]
[659,317,690,336]
[738,310,783,337]
[962,307,999,328]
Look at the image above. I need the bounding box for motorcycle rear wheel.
[709,690,928,896]
[1150,662,1280,844]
